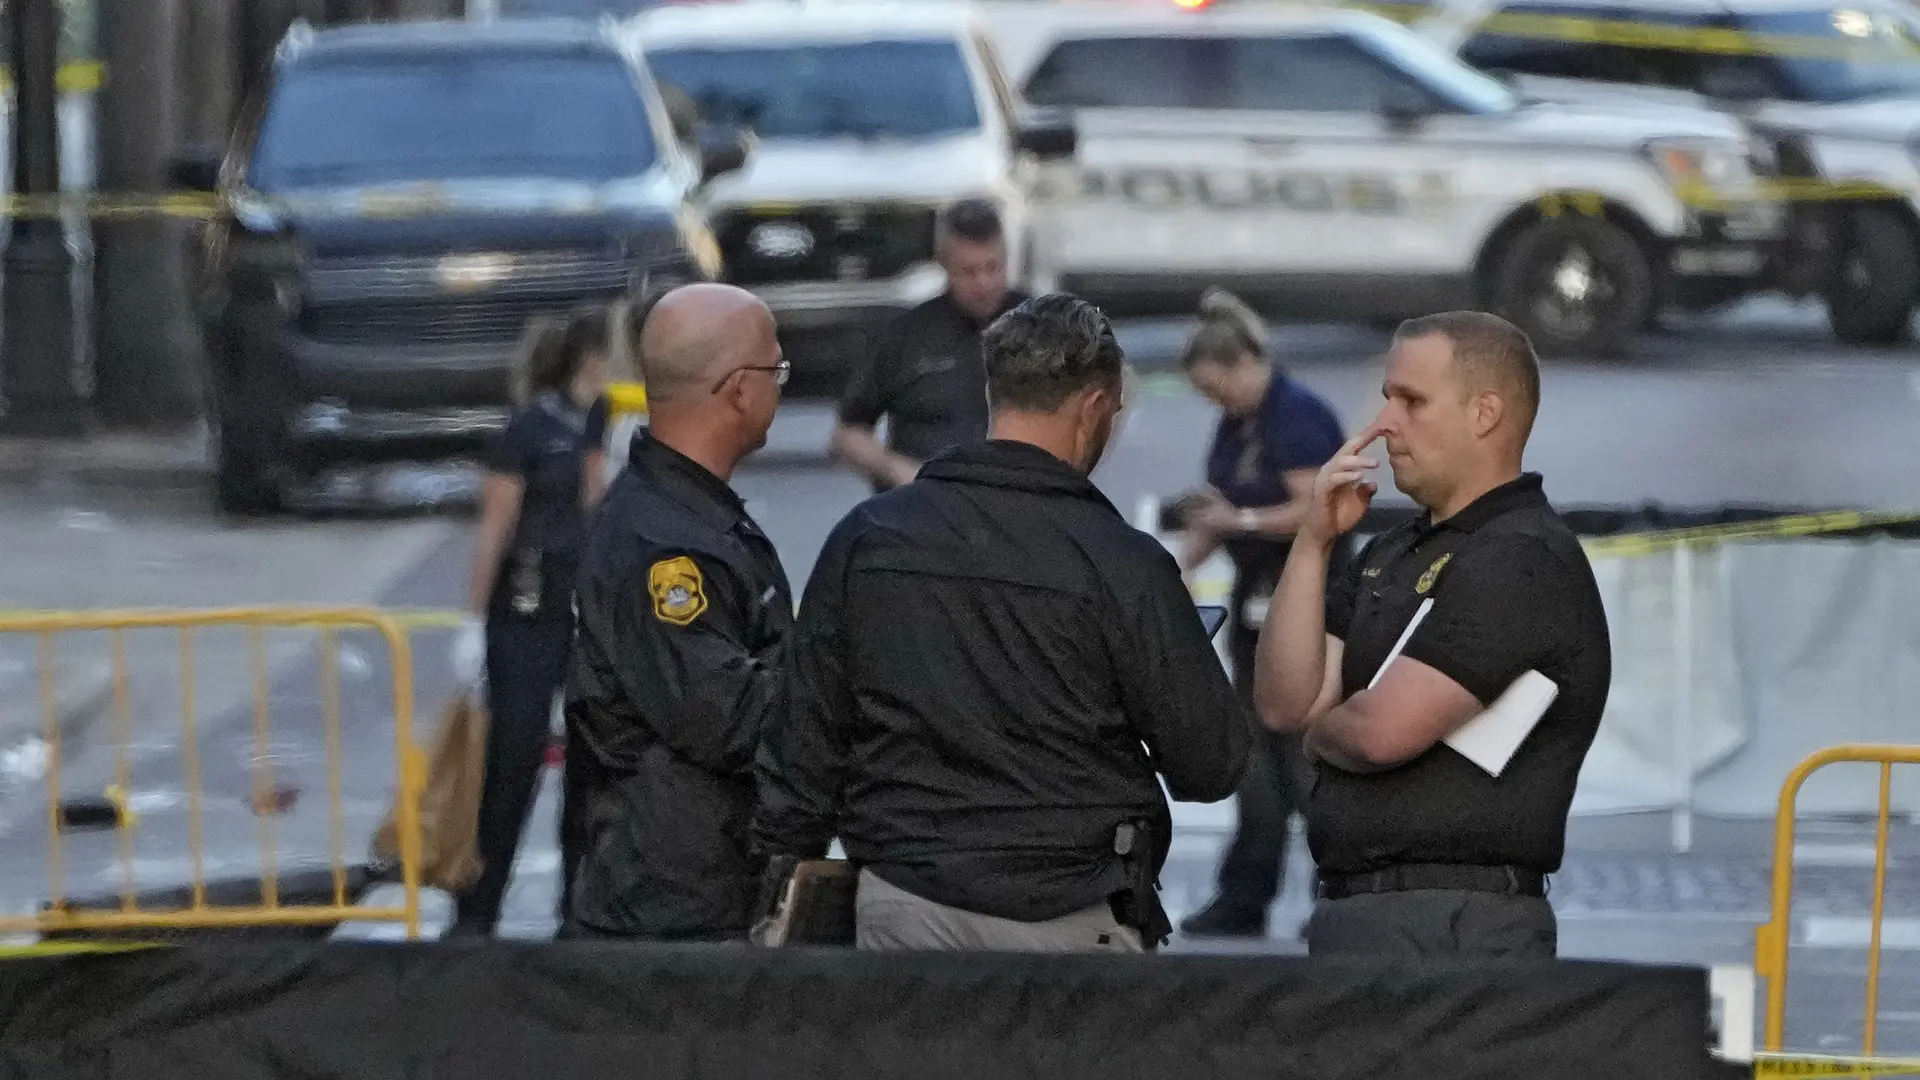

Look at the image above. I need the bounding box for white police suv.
[1409,0,1920,344]
[978,1,1785,356]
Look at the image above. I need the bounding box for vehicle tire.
[1825,203,1919,346]
[1487,215,1655,358]
[210,329,287,517]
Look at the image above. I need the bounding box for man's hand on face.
[1302,423,1386,547]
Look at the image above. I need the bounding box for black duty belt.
[1317,863,1547,901]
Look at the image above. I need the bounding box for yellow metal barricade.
[1756,744,1920,1055]
[0,608,424,939]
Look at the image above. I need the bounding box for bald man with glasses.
[562,284,795,942]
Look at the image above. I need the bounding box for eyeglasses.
[710,359,790,395]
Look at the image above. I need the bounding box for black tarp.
[0,941,1728,1080]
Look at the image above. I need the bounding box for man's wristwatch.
[1238,508,1258,532]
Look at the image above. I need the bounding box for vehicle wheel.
[1825,204,1919,346]
[1487,216,1655,357]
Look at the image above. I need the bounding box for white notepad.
[1368,598,1558,777]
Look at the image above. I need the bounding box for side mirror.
[698,129,751,185]
[1013,110,1077,160]
[168,151,222,192]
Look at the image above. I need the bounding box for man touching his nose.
[1252,311,1612,960]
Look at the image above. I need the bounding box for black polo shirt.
[1313,472,1612,877]
[836,290,1028,490]
[483,391,609,559]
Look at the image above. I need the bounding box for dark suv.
[171,18,747,514]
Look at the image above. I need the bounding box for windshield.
[1355,19,1521,113]
[1736,7,1920,103]
[249,53,659,191]
[644,38,982,140]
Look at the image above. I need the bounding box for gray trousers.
[1304,890,1558,959]
[855,869,1145,953]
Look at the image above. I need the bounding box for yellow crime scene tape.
[1356,0,1920,61]
[606,382,649,415]
[0,60,106,96]
[1580,509,1920,557]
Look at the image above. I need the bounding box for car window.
[1733,6,1920,102]
[1460,0,1920,102]
[1225,33,1450,110]
[248,52,659,191]
[646,38,981,140]
[1023,36,1223,108]
[1459,2,1715,88]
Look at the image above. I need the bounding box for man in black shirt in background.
[755,293,1249,952]
[830,198,1026,492]
[1255,311,1611,959]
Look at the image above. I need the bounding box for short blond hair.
[1395,311,1540,439]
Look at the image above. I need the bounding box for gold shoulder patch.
[1415,552,1453,595]
[648,555,708,626]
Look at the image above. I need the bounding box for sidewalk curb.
[0,434,211,492]
[0,461,211,490]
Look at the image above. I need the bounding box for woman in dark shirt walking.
[1174,290,1349,940]
[452,306,612,936]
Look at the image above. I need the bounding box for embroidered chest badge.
[1415,552,1453,595]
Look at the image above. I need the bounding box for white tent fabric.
[1145,495,1920,839]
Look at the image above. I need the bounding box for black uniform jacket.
[753,439,1250,929]
[565,431,792,938]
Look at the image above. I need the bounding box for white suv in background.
[626,1,1075,396]
[978,2,1786,356]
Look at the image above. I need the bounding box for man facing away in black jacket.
[753,293,1251,952]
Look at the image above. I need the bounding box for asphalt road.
[2,303,1917,1059]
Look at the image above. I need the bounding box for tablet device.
[1197,604,1229,640]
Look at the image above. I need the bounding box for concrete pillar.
[1,0,87,434]
[182,0,239,149]
[91,0,203,429]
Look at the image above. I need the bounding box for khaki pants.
[854,869,1144,953]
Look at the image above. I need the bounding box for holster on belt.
[1109,817,1172,948]
[750,855,858,948]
